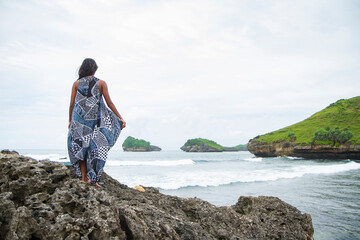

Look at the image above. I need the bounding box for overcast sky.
[0,0,359,151]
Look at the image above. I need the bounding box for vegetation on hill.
[122,136,151,149]
[251,96,360,145]
[183,138,248,151]
[231,144,248,150]
[183,138,224,151]
[313,127,354,146]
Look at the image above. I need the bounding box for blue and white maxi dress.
[67,76,121,183]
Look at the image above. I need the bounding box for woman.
[67,58,126,188]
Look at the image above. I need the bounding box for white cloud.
[0,0,359,150]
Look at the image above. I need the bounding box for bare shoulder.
[73,80,79,88]
[98,79,107,85]
[98,79,108,89]
[98,79,107,94]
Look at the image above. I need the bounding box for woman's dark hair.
[78,58,98,79]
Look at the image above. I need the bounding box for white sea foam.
[25,154,68,162]
[117,161,360,190]
[243,157,263,162]
[286,156,303,160]
[293,162,360,175]
[106,159,195,167]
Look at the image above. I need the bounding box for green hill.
[181,138,247,152]
[251,96,360,145]
[232,144,248,151]
[122,136,161,151]
[123,136,151,149]
[182,138,224,151]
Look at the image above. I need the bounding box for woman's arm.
[68,81,79,129]
[99,80,126,129]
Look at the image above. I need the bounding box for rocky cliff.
[180,143,223,152]
[122,136,161,152]
[248,140,360,159]
[123,145,162,152]
[223,146,248,152]
[181,144,247,153]
[0,150,314,239]
[181,138,247,152]
[248,97,360,159]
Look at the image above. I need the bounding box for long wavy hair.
[78,58,98,79]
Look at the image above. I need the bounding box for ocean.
[20,149,360,240]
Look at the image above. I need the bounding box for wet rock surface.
[0,150,314,239]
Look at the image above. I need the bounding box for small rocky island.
[122,136,161,152]
[181,138,247,152]
[0,150,313,239]
[248,97,360,159]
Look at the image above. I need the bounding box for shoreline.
[0,150,314,239]
[9,149,360,239]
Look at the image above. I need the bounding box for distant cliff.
[248,140,360,159]
[224,144,248,151]
[122,136,161,152]
[181,138,223,152]
[0,150,314,239]
[248,97,360,159]
[181,138,247,152]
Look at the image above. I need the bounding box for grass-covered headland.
[122,136,151,149]
[251,96,360,145]
[183,138,224,151]
[181,138,248,152]
[122,136,162,152]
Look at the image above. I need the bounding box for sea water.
[20,149,360,240]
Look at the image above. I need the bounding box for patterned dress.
[67,76,122,183]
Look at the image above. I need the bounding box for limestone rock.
[180,143,222,152]
[248,140,360,159]
[233,196,314,239]
[122,136,161,152]
[122,145,162,152]
[0,150,314,239]
[150,145,162,151]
